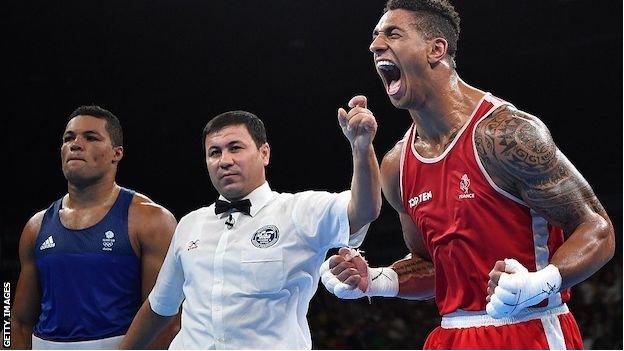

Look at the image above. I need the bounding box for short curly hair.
[68,105,123,147]
[384,0,460,66]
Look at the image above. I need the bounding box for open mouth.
[376,60,402,96]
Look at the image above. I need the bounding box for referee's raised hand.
[338,95,378,151]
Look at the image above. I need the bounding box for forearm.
[348,144,382,232]
[146,313,180,349]
[551,213,615,289]
[10,320,32,349]
[120,300,174,349]
[391,255,435,300]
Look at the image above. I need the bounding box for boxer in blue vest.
[12,106,179,349]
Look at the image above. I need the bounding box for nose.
[369,35,387,54]
[219,151,234,168]
[69,136,84,151]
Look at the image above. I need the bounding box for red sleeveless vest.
[400,93,569,315]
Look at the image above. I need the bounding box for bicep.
[138,211,177,300]
[13,216,42,326]
[518,151,606,234]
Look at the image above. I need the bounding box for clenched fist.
[338,95,378,152]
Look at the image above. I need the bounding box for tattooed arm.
[475,106,615,289]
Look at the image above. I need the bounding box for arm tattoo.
[475,112,556,177]
[392,255,434,284]
[475,108,606,233]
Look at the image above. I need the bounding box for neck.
[66,178,119,209]
[222,181,266,202]
[408,75,484,144]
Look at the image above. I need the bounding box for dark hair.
[384,0,460,66]
[68,105,123,147]
[202,110,267,149]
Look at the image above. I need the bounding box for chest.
[37,208,135,257]
[402,147,506,245]
[405,165,485,220]
[59,207,111,229]
[401,149,538,262]
[177,213,312,295]
[181,213,299,261]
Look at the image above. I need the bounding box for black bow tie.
[214,199,252,215]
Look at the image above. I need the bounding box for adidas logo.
[40,236,56,250]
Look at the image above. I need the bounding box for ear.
[427,37,449,66]
[112,145,124,164]
[260,143,270,166]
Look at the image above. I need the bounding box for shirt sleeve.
[148,219,186,317]
[292,190,369,250]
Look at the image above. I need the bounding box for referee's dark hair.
[202,110,268,150]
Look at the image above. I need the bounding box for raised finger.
[347,107,373,119]
[348,95,367,109]
[337,108,348,130]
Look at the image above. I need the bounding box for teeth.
[376,60,396,69]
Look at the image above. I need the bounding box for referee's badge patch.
[251,225,280,248]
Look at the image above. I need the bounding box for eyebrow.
[63,130,103,137]
[372,25,402,36]
[208,140,244,149]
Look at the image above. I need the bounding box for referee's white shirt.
[148,182,368,349]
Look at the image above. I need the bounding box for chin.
[392,92,420,111]
[390,96,410,110]
[65,173,95,187]
[63,169,80,182]
[389,98,404,109]
[219,185,245,200]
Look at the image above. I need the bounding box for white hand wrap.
[320,258,367,299]
[366,267,400,297]
[486,258,562,319]
[320,250,399,299]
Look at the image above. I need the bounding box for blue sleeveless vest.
[33,187,141,342]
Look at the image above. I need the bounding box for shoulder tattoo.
[475,108,605,231]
